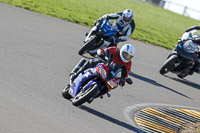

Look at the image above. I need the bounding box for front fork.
[167,49,177,59]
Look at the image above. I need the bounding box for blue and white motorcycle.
[62,57,132,106]
[78,19,121,56]
[159,30,200,78]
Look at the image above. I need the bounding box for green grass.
[1,0,199,49]
[198,128,200,133]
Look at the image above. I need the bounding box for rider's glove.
[97,15,107,23]
[119,78,125,87]
[95,15,108,26]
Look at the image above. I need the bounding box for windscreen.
[106,63,121,80]
[183,40,198,53]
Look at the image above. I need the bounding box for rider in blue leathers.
[95,9,135,46]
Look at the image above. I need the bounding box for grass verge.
[0,0,199,49]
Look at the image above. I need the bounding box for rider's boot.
[69,58,87,76]
[70,60,90,83]
[107,93,111,97]
[70,59,88,83]
[70,58,101,83]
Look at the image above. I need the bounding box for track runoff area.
[124,103,200,133]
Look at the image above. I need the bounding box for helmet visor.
[123,16,132,23]
[122,51,133,61]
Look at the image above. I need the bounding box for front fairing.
[183,40,198,53]
[98,19,118,37]
[106,79,119,89]
[107,63,121,80]
[69,68,97,97]
[176,40,198,60]
[96,63,121,89]
[176,45,193,60]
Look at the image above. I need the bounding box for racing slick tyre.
[78,36,97,56]
[72,84,100,106]
[62,84,72,100]
[159,55,178,75]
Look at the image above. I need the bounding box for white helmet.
[122,9,133,24]
[120,44,135,63]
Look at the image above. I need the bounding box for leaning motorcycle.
[78,19,121,56]
[62,57,132,106]
[159,30,200,78]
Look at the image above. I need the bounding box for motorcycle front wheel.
[159,55,178,75]
[72,84,100,106]
[62,84,72,100]
[78,36,97,56]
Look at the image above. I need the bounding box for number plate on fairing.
[99,65,107,79]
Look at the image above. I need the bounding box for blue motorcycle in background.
[78,19,121,56]
[159,30,200,78]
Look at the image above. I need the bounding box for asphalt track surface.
[0,3,200,133]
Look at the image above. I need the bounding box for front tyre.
[62,84,72,100]
[159,55,178,75]
[79,37,97,56]
[72,84,99,106]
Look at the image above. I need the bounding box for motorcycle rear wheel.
[78,36,97,56]
[72,84,99,106]
[159,55,178,75]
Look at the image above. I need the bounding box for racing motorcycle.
[78,19,121,56]
[62,54,133,106]
[159,30,200,78]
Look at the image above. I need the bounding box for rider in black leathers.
[185,25,200,73]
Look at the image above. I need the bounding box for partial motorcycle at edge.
[159,30,200,78]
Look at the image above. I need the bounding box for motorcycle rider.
[94,9,135,46]
[185,25,200,73]
[70,44,135,88]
